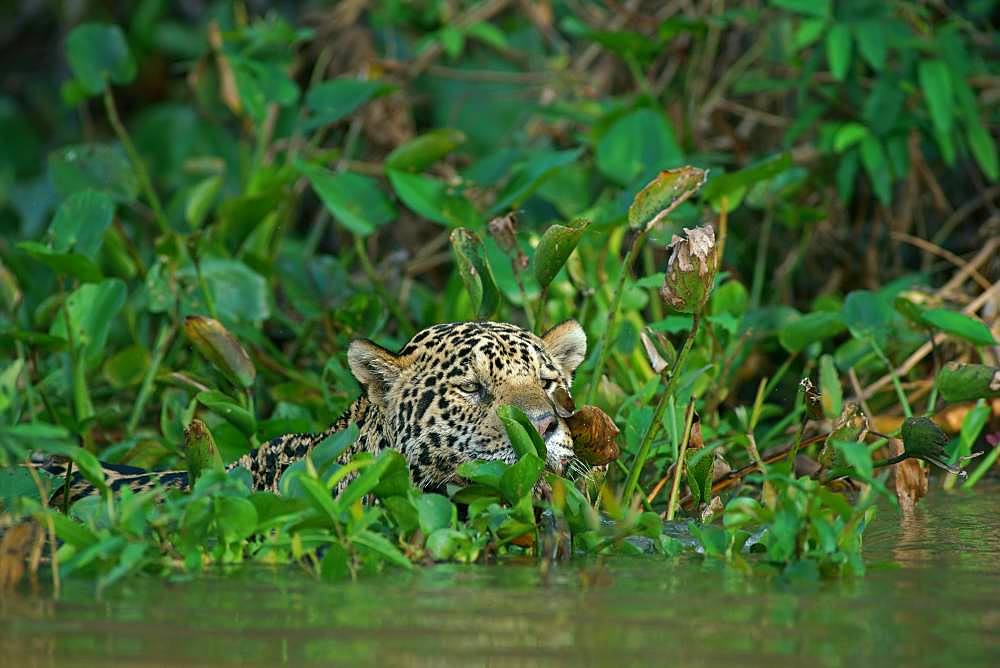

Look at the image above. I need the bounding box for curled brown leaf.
[567,405,621,466]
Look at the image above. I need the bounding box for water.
[2,485,998,667]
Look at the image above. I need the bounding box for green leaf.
[819,354,842,419]
[304,78,395,130]
[413,493,455,535]
[596,109,683,186]
[920,309,996,346]
[833,123,868,153]
[825,24,852,81]
[859,136,891,205]
[703,154,792,210]
[351,529,412,569]
[499,452,544,504]
[215,496,258,543]
[778,311,846,353]
[496,405,545,460]
[533,218,589,289]
[966,117,999,181]
[49,144,139,203]
[50,279,127,363]
[771,0,829,17]
[918,59,954,136]
[65,23,136,95]
[853,21,887,70]
[184,316,256,388]
[385,129,465,172]
[16,241,103,283]
[298,474,340,524]
[832,439,872,479]
[334,450,407,512]
[456,460,508,489]
[630,166,708,228]
[198,258,270,325]
[195,390,256,438]
[489,148,584,214]
[841,290,890,345]
[185,175,223,229]
[387,170,478,228]
[49,190,115,258]
[449,228,500,318]
[935,363,1000,402]
[320,543,351,581]
[296,161,395,236]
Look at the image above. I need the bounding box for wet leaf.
[629,166,707,231]
[566,405,620,466]
[449,228,500,318]
[499,452,544,504]
[184,316,256,388]
[533,218,589,289]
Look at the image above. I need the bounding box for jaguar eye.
[458,381,482,395]
[541,378,558,390]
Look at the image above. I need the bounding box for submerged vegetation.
[0,1,998,591]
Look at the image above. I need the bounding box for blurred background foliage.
[0,0,997,495]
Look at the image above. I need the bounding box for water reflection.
[2,484,998,667]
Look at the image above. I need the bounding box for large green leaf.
[387,170,478,228]
[66,23,136,95]
[49,144,139,203]
[490,148,584,214]
[49,190,115,258]
[50,278,127,363]
[596,109,682,186]
[703,154,792,211]
[825,24,852,81]
[920,309,996,346]
[841,290,890,345]
[778,311,846,353]
[16,241,103,283]
[296,161,395,236]
[198,258,270,325]
[304,78,396,130]
[498,452,544,505]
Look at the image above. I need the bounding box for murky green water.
[2,485,998,667]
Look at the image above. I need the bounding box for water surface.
[2,484,997,667]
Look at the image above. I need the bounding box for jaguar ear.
[541,320,587,376]
[348,339,404,401]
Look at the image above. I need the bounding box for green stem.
[127,324,175,435]
[869,337,912,417]
[353,235,415,336]
[103,86,169,234]
[665,398,696,521]
[585,234,645,404]
[621,312,701,505]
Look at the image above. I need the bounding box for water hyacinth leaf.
[596,109,683,186]
[49,189,115,258]
[629,166,707,230]
[304,78,395,130]
[449,228,500,318]
[841,290,890,345]
[919,309,996,346]
[386,129,465,173]
[413,493,456,535]
[496,405,543,459]
[320,543,351,581]
[49,144,139,203]
[215,497,258,543]
[499,452,544,504]
[16,241,103,283]
[350,529,412,569]
[918,59,954,136]
[703,154,791,211]
[456,460,508,489]
[184,316,256,388]
[935,363,1000,402]
[66,23,136,95]
[184,419,224,483]
[533,218,589,289]
[295,160,395,236]
[335,450,408,512]
[195,391,256,438]
[778,310,846,353]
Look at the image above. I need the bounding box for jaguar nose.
[531,414,557,441]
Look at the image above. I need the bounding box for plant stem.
[621,312,701,505]
[103,86,169,234]
[353,235,415,336]
[869,338,912,417]
[665,398,696,521]
[127,324,175,435]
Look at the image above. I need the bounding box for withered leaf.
[567,405,620,466]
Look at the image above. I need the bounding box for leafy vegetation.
[1,2,998,589]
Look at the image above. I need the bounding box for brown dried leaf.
[887,438,927,513]
[567,405,620,466]
[0,522,42,590]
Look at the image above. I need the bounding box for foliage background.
[0,1,998,579]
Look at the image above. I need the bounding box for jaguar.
[47,319,589,502]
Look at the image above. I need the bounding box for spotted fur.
[41,320,588,501]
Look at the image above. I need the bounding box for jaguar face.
[347,320,587,488]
